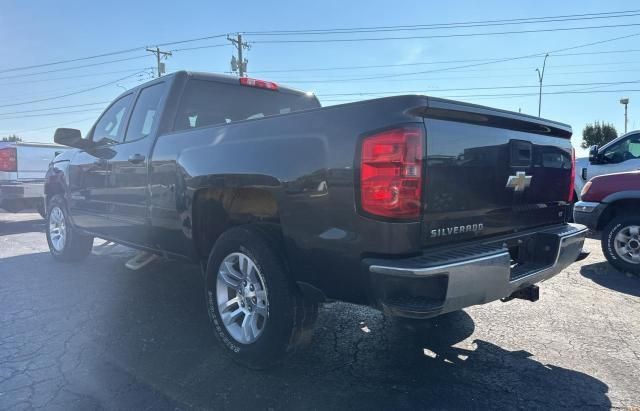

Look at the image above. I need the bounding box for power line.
[0,68,152,87]
[278,61,640,83]
[0,101,110,116]
[299,67,640,84]
[451,88,640,99]
[0,47,145,75]
[0,33,228,75]
[245,9,640,35]
[2,9,637,76]
[0,55,151,81]
[1,8,638,77]
[0,42,223,82]
[0,72,145,108]
[5,116,98,134]
[276,32,640,83]
[0,76,145,105]
[155,33,228,48]
[0,108,105,120]
[250,48,640,74]
[316,79,640,97]
[171,43,229,52]
[320,88,640,102]
[251,23,640,44]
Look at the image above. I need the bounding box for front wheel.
[46,195,93,262]
[204,225,317,369]
[602,216,640,275]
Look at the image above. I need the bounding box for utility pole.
[535,53,549,118]
[228,33,250,77]
[146,47,172,78]
[620,97,629,134]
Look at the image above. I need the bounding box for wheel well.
[597,198,640,230]
[192,187,280,260]
[44,182,65,203]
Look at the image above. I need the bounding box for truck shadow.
[0,217,45,236]
[580,261,640,297]
[0,251,611,410]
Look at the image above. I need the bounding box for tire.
[46,195,94,262]
[601,215,640,275]
[204,225,318,369]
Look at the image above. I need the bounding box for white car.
[574,131,640,199]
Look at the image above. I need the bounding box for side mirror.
[54,128,92,150]
[588,145,600,164]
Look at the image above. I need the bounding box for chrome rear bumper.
[366,224,587,319]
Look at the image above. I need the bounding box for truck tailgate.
[421,100,573,246]
[15,144,62,180]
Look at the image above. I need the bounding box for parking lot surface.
[1,212,639,410]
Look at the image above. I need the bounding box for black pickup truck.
[45,71,587,367]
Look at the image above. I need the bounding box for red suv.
[574,171,640,274]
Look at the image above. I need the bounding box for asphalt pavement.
[1,212,639,410]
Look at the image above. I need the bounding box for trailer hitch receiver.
[501,285,539,303]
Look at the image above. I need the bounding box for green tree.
[1,134,22,142]
[581,122,617,149]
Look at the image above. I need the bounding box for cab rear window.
[173,79,320,131]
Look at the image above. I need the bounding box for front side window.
[173,79,320,132]
[125,83,166,141]
[92,94,133,144]
[603,134,640,164]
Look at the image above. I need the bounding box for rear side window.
[93,94,133,144]
[173,79,320,131]
[125,83,166,141]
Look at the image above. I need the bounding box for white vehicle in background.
[574,131,640,199]
[0,141,67,217]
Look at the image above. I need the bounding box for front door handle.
[128,153,145,164]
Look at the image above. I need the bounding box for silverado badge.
[505,171,532,192]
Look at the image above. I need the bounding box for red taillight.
[0,147,17,172]
[359,126,424,219]
[568,147,576,202]
[239,77,278,91]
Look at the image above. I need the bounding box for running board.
[125,251,159,271]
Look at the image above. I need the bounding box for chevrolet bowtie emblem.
[506,171,532,192]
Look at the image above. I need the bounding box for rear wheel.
[46,195,93,262]
[204,225,317,369]
[602,216,640,275]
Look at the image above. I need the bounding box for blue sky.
[1,0,640,155]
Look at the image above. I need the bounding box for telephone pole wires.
[146,47,172,78]
[228,33,250,77]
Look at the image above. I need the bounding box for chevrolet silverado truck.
[0,141,66,217]
[574,171,640,274]
[45,71,587,368]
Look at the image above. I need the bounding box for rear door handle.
[128,153,145,164]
